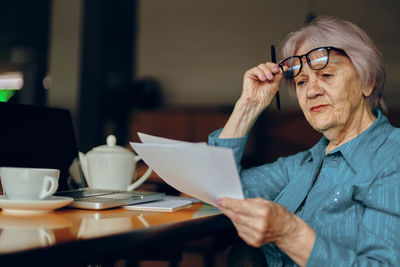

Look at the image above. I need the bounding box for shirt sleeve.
[307,171,400,267]
[208,129,291,201]
[208,129,248,168]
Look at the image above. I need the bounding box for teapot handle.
[126,163,152,191]
[78,152,91,187]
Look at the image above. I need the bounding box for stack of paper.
[124,196,195,212]
[130,133,244,206]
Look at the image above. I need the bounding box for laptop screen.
[0,102,83,191]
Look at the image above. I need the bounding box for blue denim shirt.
[208,110,400,266]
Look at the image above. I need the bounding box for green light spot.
[0,90,17,102]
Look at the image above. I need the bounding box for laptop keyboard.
[55,189,124,199]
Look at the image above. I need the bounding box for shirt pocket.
[315,205,361,249]
[303,186,363,230]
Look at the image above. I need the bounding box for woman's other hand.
[217,197,295,246]
[218,197,315,267]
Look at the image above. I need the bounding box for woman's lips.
[310,104,328,112]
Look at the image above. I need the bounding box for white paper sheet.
[124,198,193,212]
[138,132,205,145]
[130,133,244,206]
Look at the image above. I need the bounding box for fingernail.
[273,65,279,72]
[268,73,274,79]
[262,75,267,81]
[216,199,222,207]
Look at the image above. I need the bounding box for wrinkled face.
[294,44,367,135]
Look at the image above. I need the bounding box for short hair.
[280,16,387,114]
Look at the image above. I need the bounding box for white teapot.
[79,135,152,191]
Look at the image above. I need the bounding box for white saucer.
[0,195,73,215]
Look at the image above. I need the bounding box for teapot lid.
[91,135,133,154]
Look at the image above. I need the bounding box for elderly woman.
[209,16,400,266]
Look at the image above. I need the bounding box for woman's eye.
[322,73,333,78]
[296,80,306,86]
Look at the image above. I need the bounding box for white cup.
[0,167,59,200]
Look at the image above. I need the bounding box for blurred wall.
[47,0,83,121]
[45,0,400,149]
[136,0,400,110]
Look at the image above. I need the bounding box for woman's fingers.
[245,66,267,82]
[232,221,266,247]
[218,198,296,246]
[219,197,272,216]
[258,62,281,80]
[223,206,276,247]
[245,62,281,82]
[221,199,272,232]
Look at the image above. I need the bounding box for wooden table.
[0,203,237,266]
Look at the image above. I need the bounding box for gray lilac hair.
[280,16,387,114]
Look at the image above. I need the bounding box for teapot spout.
[78,152,91,187]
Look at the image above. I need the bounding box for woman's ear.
[362,80,375,97]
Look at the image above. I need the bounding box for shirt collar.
[301,137,328,165]
[301,109,393,173]
[329,109,392,173]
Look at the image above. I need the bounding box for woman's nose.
[306,76,324,98]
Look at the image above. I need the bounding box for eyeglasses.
[279,46,346,78]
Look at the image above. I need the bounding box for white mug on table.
[0,167,59,200]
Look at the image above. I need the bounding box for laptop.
[0,102,164,210]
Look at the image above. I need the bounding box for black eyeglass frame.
[278,46,346,78]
